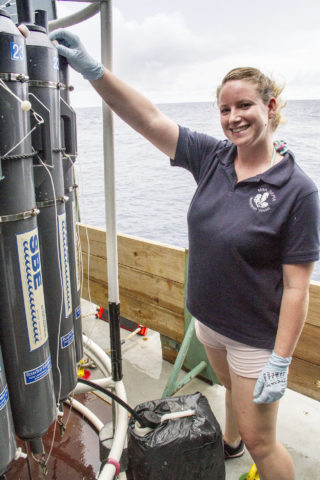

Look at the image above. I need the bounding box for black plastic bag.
[127,392,225,480]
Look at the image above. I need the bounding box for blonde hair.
[216,67,286,131]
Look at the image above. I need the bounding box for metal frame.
[49,2,126,478]
[162,251,220,397]
[162,317,208,397]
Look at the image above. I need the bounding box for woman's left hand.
[253,351,291,404]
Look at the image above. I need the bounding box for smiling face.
[218,79,275,148]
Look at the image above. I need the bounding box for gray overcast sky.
[56,0,320,107]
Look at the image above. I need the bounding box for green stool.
[162,252,220,397]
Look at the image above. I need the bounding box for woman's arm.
[253,262,314,404]
[91,70,179,158]
[274,262,315,357]
[49,29,179,158]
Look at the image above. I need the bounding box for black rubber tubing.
[77,377,148,427]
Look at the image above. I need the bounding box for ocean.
[74,100,320,281]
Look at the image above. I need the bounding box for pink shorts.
[195,320,272,378]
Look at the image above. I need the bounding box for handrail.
[48,2,100,31]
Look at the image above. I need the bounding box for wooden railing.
[79,223,185,343]
[79,223,320,401]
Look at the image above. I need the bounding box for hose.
[77,378,146,427]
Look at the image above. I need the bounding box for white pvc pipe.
[98,382,128,480]
[100,0,120,304]
[65,397,104,432]
[48,3,100,32]
[83,335,111,377]
[161,409,195,422]
[74,376,114,394]
[82,335,128,480]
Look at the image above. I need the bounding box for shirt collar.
[217,142,295,187]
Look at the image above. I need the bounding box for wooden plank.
[288,357,320,401]
[293,323,320,366]
[78,223,185,283]
[78,223,105,258]
[306,281,320,327]
[81,252,184,315]
[117,234,185,284]
[81,276,185,343]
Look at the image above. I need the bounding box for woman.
[50,30,319,480]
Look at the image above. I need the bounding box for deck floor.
[4,300,320,479]
[81,302,320,480]
[5,392,112,480]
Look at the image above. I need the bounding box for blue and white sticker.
[58,213,72,318]
[61,328,74,349]
[0,385,9,411]
[24,356,52,385]
[16,228,48,351]
[75,305,81,320]
[10,41,24,61]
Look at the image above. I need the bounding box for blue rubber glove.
[49,29,104,80]
[253,351,291,404]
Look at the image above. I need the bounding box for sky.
[54,0,320,107]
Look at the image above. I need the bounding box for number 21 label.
[10,42,24,61]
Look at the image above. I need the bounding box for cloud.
[55,1,320,106]
[113,10,213,70]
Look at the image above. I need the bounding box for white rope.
[0,79,44,158]
[71,151,99,339]
[35,153,65,467]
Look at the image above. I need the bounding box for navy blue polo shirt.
[171,126,320,349]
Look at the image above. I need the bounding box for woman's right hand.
[49,29,179,158]
[49,29,104,80]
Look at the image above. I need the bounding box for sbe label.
[16,228,48,351]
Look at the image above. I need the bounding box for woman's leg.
[203,345,241,446]
[229,368,295,480]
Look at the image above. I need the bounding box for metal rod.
[100,0,119,304]
[162,318,196,397]
[173,361,207,395]
[100,0,122,385]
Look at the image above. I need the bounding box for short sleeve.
[281,191,320,264]
[171,125,226,183]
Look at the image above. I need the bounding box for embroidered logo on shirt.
[249,187,276,212]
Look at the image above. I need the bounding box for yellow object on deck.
[239,464,260,480]
[246,464,260,480]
